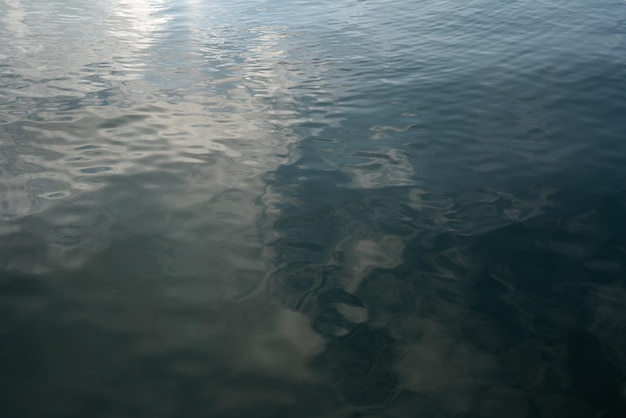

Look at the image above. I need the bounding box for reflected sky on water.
[2,0,626,417]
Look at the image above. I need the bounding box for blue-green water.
[2,0,626,416]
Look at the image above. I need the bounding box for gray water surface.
[2,1,626,417]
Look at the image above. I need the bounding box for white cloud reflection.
[1,2,332,407]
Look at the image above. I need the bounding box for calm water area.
[2,0,626,417]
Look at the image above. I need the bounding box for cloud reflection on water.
[2,1,626,417]
[1,0,329,400]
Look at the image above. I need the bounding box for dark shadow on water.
[266,145,626,417]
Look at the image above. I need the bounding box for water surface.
[2,0,626,417]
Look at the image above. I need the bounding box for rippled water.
[2,0,626,416]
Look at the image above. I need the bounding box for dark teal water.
[2,0,626,416]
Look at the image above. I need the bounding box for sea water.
[1,0,626,417]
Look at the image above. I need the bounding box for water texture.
[1,0,626,417]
